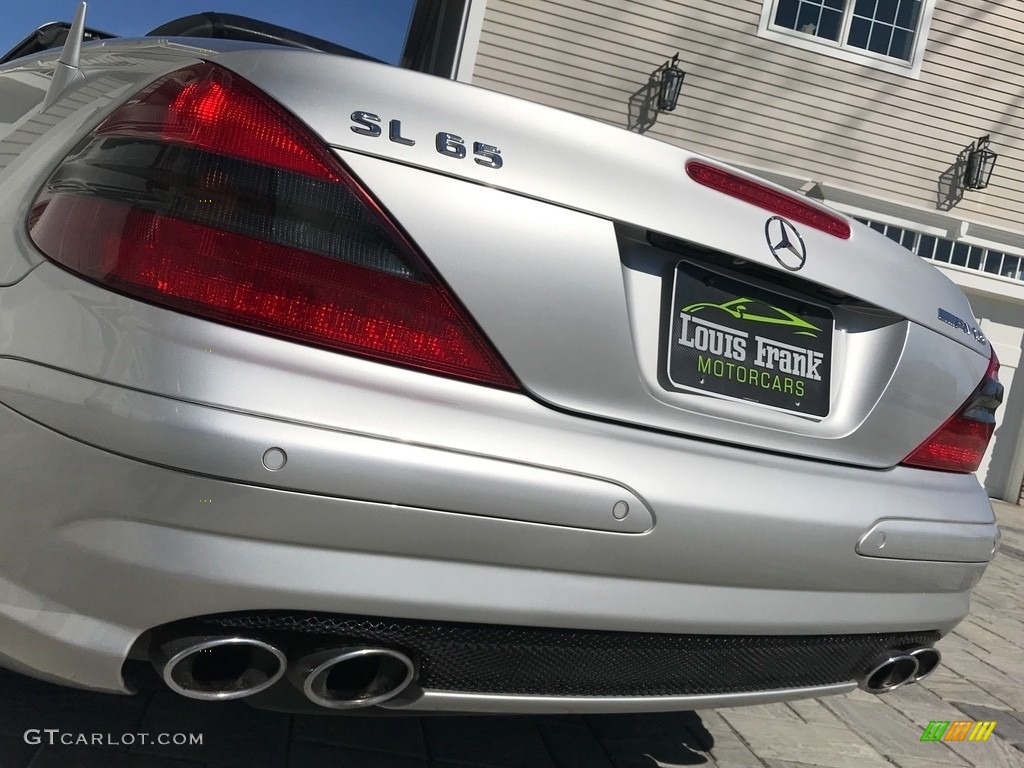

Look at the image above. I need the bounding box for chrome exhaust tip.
[153,636,287,701]
[859,652,919,694]
[291,647,415,709]
[909,646,941,682]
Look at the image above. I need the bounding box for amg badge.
[938,308,986,344]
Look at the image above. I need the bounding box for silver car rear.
[0,24,1000,713]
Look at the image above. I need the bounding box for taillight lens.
[685,161,851,239]
[901,348,1002,472]
[28,62,517,389]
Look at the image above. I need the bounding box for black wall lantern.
[658,53,685,112]
[965,135,997,190]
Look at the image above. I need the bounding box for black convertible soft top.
[146,12,379,62]
[0,11,378,66]
[0,21,115,65]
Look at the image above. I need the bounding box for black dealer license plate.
[665,261,833,417]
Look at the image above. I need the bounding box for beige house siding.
[470,0,1024,501]
[472,0,1024,238]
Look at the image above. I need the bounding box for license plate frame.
[665,260,834,417]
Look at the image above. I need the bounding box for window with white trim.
[855,217,1024,282]
[759,0,935,75]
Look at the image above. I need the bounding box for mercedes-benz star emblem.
[765,216,807,271]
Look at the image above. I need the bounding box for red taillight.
[28,63,517,389]
[685,161,851,239]
[94,63,341,181]
[901,348,1002,473]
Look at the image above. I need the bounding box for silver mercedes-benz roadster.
[0,7,1002,715]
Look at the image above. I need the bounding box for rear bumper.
[0,353,997,709]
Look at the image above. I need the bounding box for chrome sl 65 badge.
[349,111,502,169]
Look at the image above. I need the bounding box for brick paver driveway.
[3,502,1023,768]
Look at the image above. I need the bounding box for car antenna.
[43,1,88,110]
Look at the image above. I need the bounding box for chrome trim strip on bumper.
[382,682,857,714]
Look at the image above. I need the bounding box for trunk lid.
[210,48,990,467]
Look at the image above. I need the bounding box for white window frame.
[454,0,489,82]
[757,0,937,78]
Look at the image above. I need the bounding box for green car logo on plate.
[681,298,822,339]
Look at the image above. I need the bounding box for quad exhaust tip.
[859,645,941,694]
[859,652,919,694]
[909,645,942,682]
[291,647,416,709]
[153,635,287,701]
[151,632,938,704]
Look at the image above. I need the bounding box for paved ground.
[2,502,1023,768]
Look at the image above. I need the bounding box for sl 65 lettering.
[350,110,382,137]
[436,131,465,159]
[349,111,502,169]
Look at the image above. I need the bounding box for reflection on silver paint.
[0,357,655,534]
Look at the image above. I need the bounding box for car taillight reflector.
[901,348,1002,473]
[28,62,517,389]
[685,161,851,239]
[94,62,341,181]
